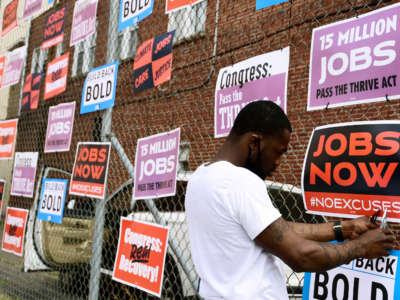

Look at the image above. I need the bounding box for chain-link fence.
[0,0,400,299]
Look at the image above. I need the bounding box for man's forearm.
[288,221,336,242]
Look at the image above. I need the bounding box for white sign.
[38,178,67,224]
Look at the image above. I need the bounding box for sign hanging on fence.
[165,0,204,13]
[0,180,6,220]
[2,207,29,256]
[302,121,400,222]
[0,56,6,89]
[44,52,69,100]
[44,101,75,153]
[303,249,400,300]
[0,119,18,160]
[21,73,43,111]
[42,6,66,50]
[1,0,18,37]
[2,46,27,88]
[256,0,289,10]
[70,0,98,46]
[308,3,400,110]
[22,0,43,20]
[133,128,180,200]
[214,47,289,138]
[119,0,153,31]
[70,142,111,199]
[38,178,68,224]
[112,217,169,297]
[81,62,119,114]
[11,152,39,198]
[133,30,175,94]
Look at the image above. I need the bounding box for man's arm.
[255,217,394,273]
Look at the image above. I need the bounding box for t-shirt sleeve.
[237,176,282,240]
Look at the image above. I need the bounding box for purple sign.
[2,46,27,88]
[70,0,98,46]
[44,102,75,153]
[11,152,38,198]
[308,3,400,110]
[133,128,180,200]
[22,0,43,20]
[214,47,289,138]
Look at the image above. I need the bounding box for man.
[185,100,394,299]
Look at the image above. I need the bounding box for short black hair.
[229,100,292,137]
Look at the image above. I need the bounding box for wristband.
[333,220,344,242]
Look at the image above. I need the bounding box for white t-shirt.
[185,161,288,300]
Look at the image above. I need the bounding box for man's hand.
[356,227,395,259]
[342,216,377,240]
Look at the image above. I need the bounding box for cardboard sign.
[2,207,29,256]
[22,0,43,20]
[303,249,400,300]
[81,62,118,114]
[112,218,169,297]
[44,52,69,100]
[42,6,66,50]
[70,142,111,199]
[215,47,289,138]
[0,56,6,89]
[119,0,153,31]
[2,46,27,88]
[44,101,75,152]
[11,152,39,198]
[38,178,67,223]
[308,3,400,110]
[1,0,18,37]
[133,31,175,94]
[165,0,204,13]
[21,73,43,111]
[0,180,6,219]
[70,0,98,46]
[302,121,400,222]
[133,128,180,200]
[256,0,289,10]
[0,119,18,160]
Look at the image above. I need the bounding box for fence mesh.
[0,0,399,299]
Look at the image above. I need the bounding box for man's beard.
[244,140,268,179]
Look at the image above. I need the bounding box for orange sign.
[0,56,6,88]
[2,207,29,256]
[44,53,69,100]
[112,218,169,297]
[1,0,18,37]
[166,0,204,13]
[0,119,18,160]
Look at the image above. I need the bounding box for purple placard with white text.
[133,128,180,200]
[11,152,38,198]
[2,46,27,88]
[308,3,400,110]
[44,102,75,153]
[215,47,289,138]
[70,0,98,46]
[22,0,43,20]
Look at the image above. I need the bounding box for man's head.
[229,100,292,179]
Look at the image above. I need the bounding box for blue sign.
[38,178,68,224]
[303,249,400,300]
[81,61,119,114]
[256,0,289,10]
[48,0,55,4]
[119,0,154,32]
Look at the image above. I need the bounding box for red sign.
[0,119,18,160]
[44,53,69,100]
[165,0,204,13]
[0,56,6,88]
[42,6,66,50]
[1,0,18,37]
[69,142,111,199]
[22,73,43,111]
[2,207,29,256]
[112,218,169,297]
[302,121,400,222]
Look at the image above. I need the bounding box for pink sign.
[70,0,98,46]
[44,102,75,153]
[2,46,27,88]
[11,152,38,198]
[22,0,43,20]
[133,128,180,200]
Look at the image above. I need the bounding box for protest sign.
[308,3,400,110]
[112,218,169,297]
[81,62,118,114]
[1,0,18,37]
[0,119,18,160]
[70,0,98,46]
[133,128,180,200]
[44,101,75,152]
[165,0,204,13]
[42,6,66,50]
[2,46,27,88]
[133,30,175,94]
[302,121,400,222]
[303,249,400,300]
[0,180,5,219]
[21,73,43,111]
[38,178,67,223]
[11,152,39,198]
[0,56,6,89]
[2,207,29,256]
[256,0,289,10]
[44,52,69,100]
[119,0,153,31]
[215,47,289,138]
[70,142,111,199]
[22,0,43,20]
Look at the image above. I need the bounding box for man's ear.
[248,133,261,152]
